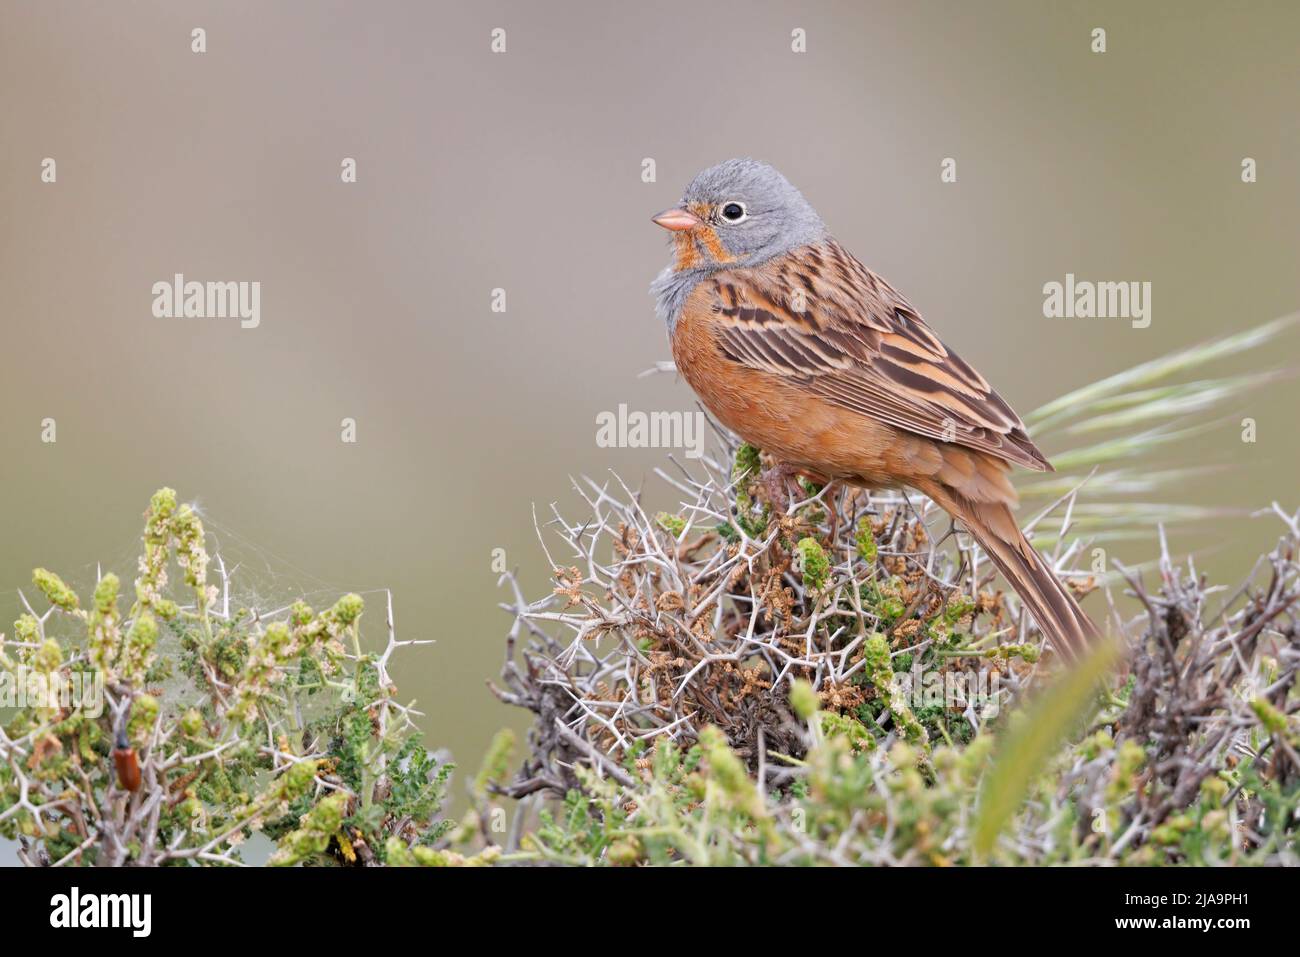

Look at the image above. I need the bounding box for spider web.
[4,501,400,660]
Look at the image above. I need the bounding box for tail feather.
[920,484,1098,662]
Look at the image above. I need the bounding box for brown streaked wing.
[707,240,1052,472]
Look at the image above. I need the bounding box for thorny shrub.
[0,489,478,867]
[493,440,1300,864]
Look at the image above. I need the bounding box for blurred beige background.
[1,0,1298,834]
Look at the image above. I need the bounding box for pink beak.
[652,207,702,232]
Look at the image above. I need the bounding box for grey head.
[650,159,827,331]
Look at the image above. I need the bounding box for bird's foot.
[824,483,841,542]
[758,462,804,513]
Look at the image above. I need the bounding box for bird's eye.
[720,202,746,222]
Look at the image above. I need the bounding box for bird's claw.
[759,463,802,513]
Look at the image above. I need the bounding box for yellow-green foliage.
[864,634,926,745]
[794,537,830,592]
[729,442,768,537]
[854,517,877,564]
[974,637,1121,858]
[0,489,452,867]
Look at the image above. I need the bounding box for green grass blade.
[973,638,1122,859]
[1047,421,1218,472]
[1018,466,1223,500]
[1063,374,1281,435]
[1026,312,1299,432]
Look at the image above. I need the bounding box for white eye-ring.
[719,201,747,223]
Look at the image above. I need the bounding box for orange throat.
[672,220,734,273]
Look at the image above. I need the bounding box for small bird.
[650,158,1098,661]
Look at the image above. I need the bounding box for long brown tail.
[919,483,1099,663]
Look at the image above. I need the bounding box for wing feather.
[706,240,1051,472]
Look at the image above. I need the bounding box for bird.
[650,158,1098,662]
